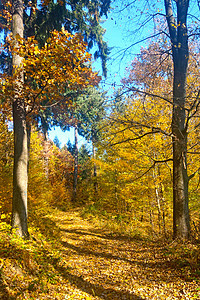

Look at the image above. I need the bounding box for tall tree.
[164,0,190,239]
[11,0,29,238]
[113,0,200,239]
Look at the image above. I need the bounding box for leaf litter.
[0,208,199,299]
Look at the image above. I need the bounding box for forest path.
[49,208,200,300]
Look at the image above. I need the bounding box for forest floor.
[0,208,200,299]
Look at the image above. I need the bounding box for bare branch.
[115,1,137,13]
[132,162,156,181]
[187,151,200,154]
[152,158,173,163]
[108,130,161,146]
[188,167,200,181]
[120,86,174,106]
[112,32,165,61]
[132,158,172,182]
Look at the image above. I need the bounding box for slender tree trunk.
[157,166,167,237]
[11,0,29,238]
[92,141,98,196]
[27,122,31,173]
[155,186,162,234]
[164,0,190,239]
[152,167,162,234]
[72,124,78,202]
[153,165,167,236]
[114,169,120,212]
[43,130,49,179]
[149,200,154,234]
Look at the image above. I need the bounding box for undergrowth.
[81,203,164,240]
[0,206,72,300]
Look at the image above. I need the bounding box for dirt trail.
[51,209,200,300]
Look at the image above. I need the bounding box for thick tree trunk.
[165,0,190,239]
[11,0,29,238]
[72,124,78,202]
[172,64,190,239]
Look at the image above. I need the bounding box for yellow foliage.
[28,129,73,212]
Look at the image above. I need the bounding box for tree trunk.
[153,165,166,236]
[72,124,78,202]
[164,0,190,239]
[92,142,98,196]
[43,130,49,179]
[11,0,29,238]
[27,122,31,173]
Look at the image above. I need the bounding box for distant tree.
[78,144,91,181]
[67,140,75,156]
[67,87,107,201]
[76,144,93,204]
[53,136,61,149]
[77,87,107,195]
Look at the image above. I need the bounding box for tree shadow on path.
[61,228,199,283]
[62,240,135,265]
[53,260,146,300]
[61,227,145,242]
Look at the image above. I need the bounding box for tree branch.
[188,167,200,181]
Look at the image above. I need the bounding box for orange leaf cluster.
[1,29,101,116]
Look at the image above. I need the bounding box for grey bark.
[164,0,190,238]
[72,124,78,202]
[11,0,29,238]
